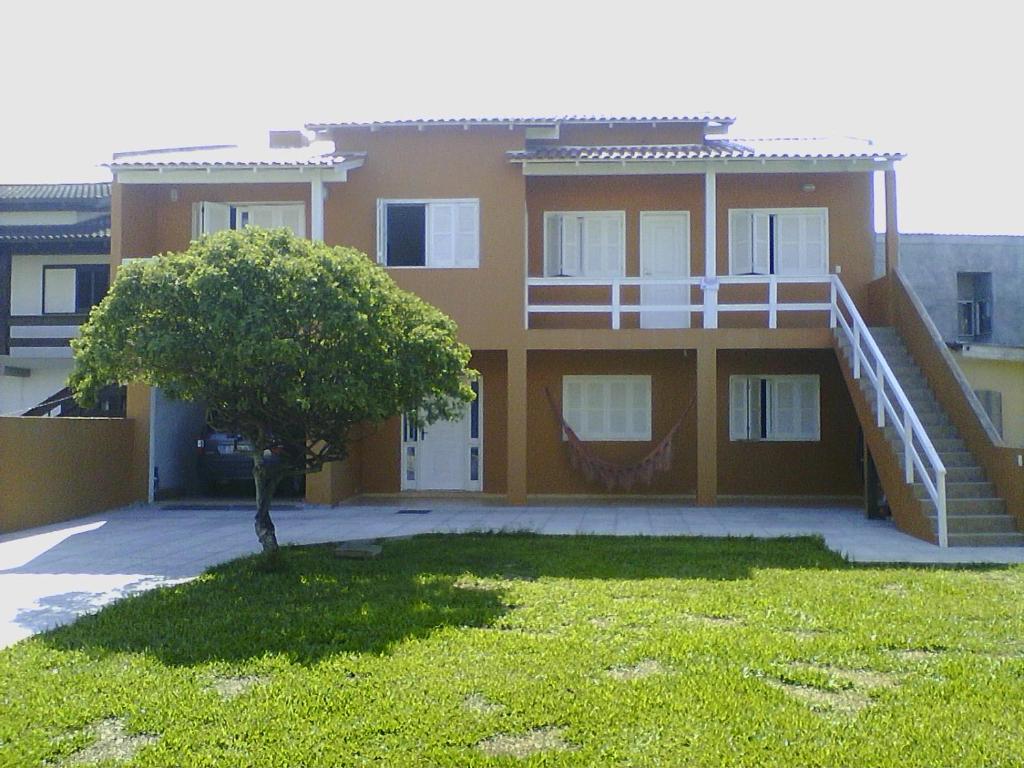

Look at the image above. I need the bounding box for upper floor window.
[543,211,625,277]
[562,375,651,441]
[956,271,993,340]
[729,375,820,442]
[192,202,306,238]
[377,199,480,268]
[728,208,828,276]
[42,264,109,314]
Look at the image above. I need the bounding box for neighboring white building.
[0,183,112,415]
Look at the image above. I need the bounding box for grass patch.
[1,534,1023,766]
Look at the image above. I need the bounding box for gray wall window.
[956,272,993,341]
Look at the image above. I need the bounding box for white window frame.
[729,374,820,442]
[543,211,626,278]
[728,207,829,276]
[191,201,306,238]
[562,375,652,442]
[376,198,480,268]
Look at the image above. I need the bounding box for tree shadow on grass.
[36,534,849,666]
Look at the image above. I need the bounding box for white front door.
[402,380,482,491]
[640,212,691,329]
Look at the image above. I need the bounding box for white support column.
[702,170,719,329]
[310,173,325,242]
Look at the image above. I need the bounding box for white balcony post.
[853,323,861,379]
[937,469,948,548]
[703,169,718,329]
[768,276,778,329]
[611,278,621,330]
[904,410,914,483]
[876,359,885,428]
[829,278,837,328]
[310,174,325,242]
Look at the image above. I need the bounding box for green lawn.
[2,535,1023,767]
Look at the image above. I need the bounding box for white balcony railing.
[526,274,832,330]
[526,272,949,546]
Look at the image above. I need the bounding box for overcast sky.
[3,1,1021,234]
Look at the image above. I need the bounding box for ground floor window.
[729,375,820,441]
[562,375,652,441]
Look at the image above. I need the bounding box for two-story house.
[108,115,1024,547]
[0,184,112,416]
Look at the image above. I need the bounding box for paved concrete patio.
[2,501,1023,648]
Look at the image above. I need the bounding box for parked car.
[196,428,303,495]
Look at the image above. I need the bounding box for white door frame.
[639,211,691,329]
[401,378,482,491]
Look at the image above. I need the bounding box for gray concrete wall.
[876,233,1024,346]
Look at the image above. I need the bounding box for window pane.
[386,204,426,266]
[470,381,480,440]
[44,268,76,313]
[470,446,480,482]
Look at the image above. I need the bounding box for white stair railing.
[830,276,948,546]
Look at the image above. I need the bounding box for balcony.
[526,275,835,331]
[5,314,86,357]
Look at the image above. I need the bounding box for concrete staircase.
[836,326,1023,546]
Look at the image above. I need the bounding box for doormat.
[397,509,432,515]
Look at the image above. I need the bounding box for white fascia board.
[114,164,356,185]
[518,158,895,176]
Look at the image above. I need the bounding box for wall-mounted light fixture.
[801,183,816,193]
[170,188,179,202]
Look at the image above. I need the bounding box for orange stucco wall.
[716,349,862,498]
[357,350,508,495]
[526,350,699,496]
[0,417,135,533]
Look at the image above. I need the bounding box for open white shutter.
[798,377,820,440]
[453,201,479,267]
[198,202,232,235]
[802,212,826,274]
[729,376,750,440]
[770,378,799,439]
[560,215,582,276]
[428,203,456,267]
[544,214,562,276]
[376,201,387,263]
[562,378,583,439]
[729,211,753,274]
[752,213,771,274]
[774,213,803,275]
[631,377,652,440]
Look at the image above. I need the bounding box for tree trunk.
[253,456,280,553]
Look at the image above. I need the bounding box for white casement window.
[377,199,480,268]
[543,212,626,277]
[192,202,306,238]
[728,208,828,276]
[562,375,652,441]
[729,375,820,442]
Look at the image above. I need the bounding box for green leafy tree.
[71,228,474,552]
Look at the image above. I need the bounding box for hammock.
[545,388,695,491]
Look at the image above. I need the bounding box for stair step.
[915,481,996,500]
[946,465,987,482]
[937,451,977,467]
[947,532,1024,547]
[923,498,1007,516]
[927,514,1019,533]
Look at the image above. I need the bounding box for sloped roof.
[0,183,110,211]
[508,137,903,163]
[0,214,111,243]
[109,143,360,169]
[307,114,735,130]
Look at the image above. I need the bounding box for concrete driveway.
[2,501,1023,648]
